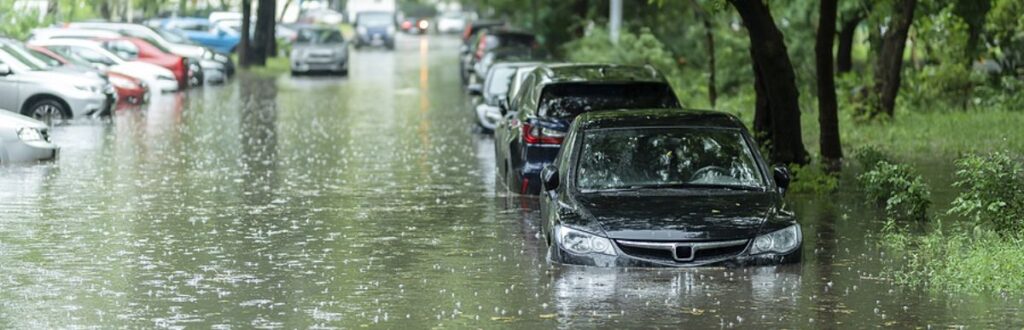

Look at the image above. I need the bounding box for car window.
[2,43,52,69]
[27,49,61,67]
[485,66,516,97]
[494,33,535,49]
[539,82,677,119]
[296,29,344,44]
[70,47,118,66]
[103,40,140,60]
[357,13,392,27]
[0,45,47,71]
[576,127,765,191]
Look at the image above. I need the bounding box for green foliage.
[852,145,892,169]
[0,3,52,40]
[858,161,931,221]
[563,27,679,79]
[788,163,839,194]
[882,223,1024,293]
[948,152,1024,232]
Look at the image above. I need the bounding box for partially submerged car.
[30,38,180,93]
[353,11,396,50]
[0,110,58,164]
[150,17,240,54]
[0,43,114,122]
[290,26,348,76]
[494,64,680,194]
[539,109,801,267]
[28,45,148,105]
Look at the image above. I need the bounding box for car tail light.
[475,35,486,60]
[462,26,471,40]
[522,123,564,145]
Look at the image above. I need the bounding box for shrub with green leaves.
[853,145,893,170]
[858,161,931,220]
[948,152,1024,232]
[788,163,839,194]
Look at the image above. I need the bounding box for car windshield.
[358,13,392,27]
[0,44,49,71]
[539,82,677,118]
[156,28,192,45]
[295,29,344,44]
[576,127,765,192]
[485,66,516,96]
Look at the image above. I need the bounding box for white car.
[29,39,180,93]
[0,110,58,164]
[436,12,467,34]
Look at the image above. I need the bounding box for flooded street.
[2,34,1023,328]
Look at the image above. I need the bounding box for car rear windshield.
[296,29,344,44]
[358,13,393,26]
[576,127,765,191]
[538,82,677,118]
[486,66,517,96]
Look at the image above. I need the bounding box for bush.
[858,161,931,221]
[788,163,839,194]
[947,152,1024,232]
[563,27,679,82]
[852,145,893,170]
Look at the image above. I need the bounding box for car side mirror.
[542,165,559,192]
[773,165,791,194]
[498,99,510,115]
[0,63,10,76]
[467,83,482,96]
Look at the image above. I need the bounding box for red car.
[28,45,149,106]
[95,37,190,88]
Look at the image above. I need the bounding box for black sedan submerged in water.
[539,109,801,267]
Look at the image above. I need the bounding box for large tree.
[250,0,277,65]
[728,0,809,165]
[871,0,917,117]
[817,0,842,170]
[240,0,252,67]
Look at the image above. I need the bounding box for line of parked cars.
[459,19,803,268]
[1,18,239,165]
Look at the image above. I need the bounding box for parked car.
[0,45,114,122]
[468,61,539,132]
[494,64,680,194]
[290,26,348,76]
[538,109,801,267]
[473,46,546,84]
[461,20,504,47]
[0,110,58,164]
[30,38,180,93]
[399,16,430,34]
[27,45,148,105]
[436,12,468,34]
[151,17,240,54]
[95,37,192,88]
[353,11,396,50]
[506,64,539,103]
[66,23,234,79]
[462,28,535,86]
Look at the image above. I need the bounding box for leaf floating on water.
[711,209,721,214]
[491,316,517,322]
[681,308,705,316]
[539,313,557,319]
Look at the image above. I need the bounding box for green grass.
[230,54,291,77]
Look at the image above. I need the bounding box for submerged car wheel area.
[537,110,802,268]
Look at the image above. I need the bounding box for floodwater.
[1,35,1022,329]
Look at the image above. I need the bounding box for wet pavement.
[2,34,1023,328]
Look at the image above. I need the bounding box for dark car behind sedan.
[353,11,396,50]
[290,26,348,75]
[538,109,801,267]
[494,64,680,195]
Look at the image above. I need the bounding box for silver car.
[0,109,58,164]
[0,44,114,122]
[290,27,348,76]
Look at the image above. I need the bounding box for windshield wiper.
[586,183,762,192]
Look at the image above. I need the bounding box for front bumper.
[552,241,802,268]
[356,33,394,46]
[66,89,115,118]
[292,58,348,73]
[2,139,58,163]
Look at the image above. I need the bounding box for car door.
[0,58,20,112]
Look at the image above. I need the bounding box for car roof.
[490,61,541,70]
[534,63,666,84]
[574,109,746,131]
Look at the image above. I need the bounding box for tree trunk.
[267,0,277,58]
[728,0,809,165]
[690,0,716,108]
[100,0,112,20]
[872,0,917,118]
[240,0,252,67]
[816,0,842,170]
[836,13,863,74]
[251,0,275,65]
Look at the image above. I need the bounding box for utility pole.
[609,0,622,44]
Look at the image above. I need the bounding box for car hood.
[50,66,106,80]
[0,110,48,129]
[13,70,105,87]
[569,192,779,241]
[168,43,205,58]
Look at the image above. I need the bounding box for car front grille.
[615,239,749,264]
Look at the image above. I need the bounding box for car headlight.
[74,84,100,94]
[17,127,44,142]
[556,225,616,256]
[749,224,801,255]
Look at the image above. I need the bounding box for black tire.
[23,98,69,124]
